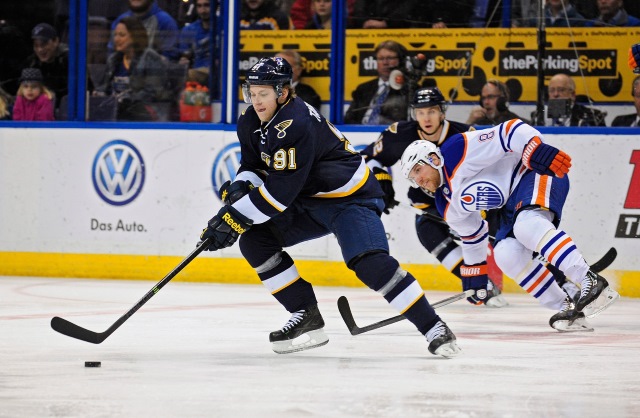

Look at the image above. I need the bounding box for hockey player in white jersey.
[400,119,619,331]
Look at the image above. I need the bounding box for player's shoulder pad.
[237,106,260,135]
[448,120,474,134]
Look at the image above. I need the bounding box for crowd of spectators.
[0,0,639,123]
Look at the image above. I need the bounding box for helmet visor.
[242,83,252,104]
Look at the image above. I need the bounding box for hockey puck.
[84,361,101,368]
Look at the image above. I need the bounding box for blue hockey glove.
[522,137,571,178]
[372,167,398,214]
[199,206,253,251]
[219,180,254,205]
[629,43,640,74]
[460,262,489,305]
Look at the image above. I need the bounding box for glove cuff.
[460,262,488,277]
[521,137,541,170]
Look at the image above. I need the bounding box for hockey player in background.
[399,120,619,331]
[198,57,461,358]
[360,87,508,308]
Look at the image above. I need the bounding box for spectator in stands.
[511,0,537,27]
[585,0,640,26]
[532,73,606,126]
[23,23,68,113]
[291,0,355,29]
[519,0,587,27]
[240,0,292,30]
[575,0,600,19]
[178,0,213,86]
[466,80,529,126]
[109,0,180,61]
[95,16,170,121]
[344,40,409,125]
[0,86,13,120]
[276,50,321,110]
[351,0,418,28]
[304,0,332,29]
[612,75,640,126]
[414,0,475,28]
[470,0,505,27]
[13,68,55,121]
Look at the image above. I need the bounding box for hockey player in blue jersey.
[361,87,508,308]
[399,121,619,331]
[198,57,461,358]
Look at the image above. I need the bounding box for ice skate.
[426,321,461,358]
[269,304,329,354]
[575,271,619,318]
[549,296,593,332]
[485,279,509,308]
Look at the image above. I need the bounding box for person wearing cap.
[12,68,55,121]
[23,23,68,114]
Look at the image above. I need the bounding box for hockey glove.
[199,206,253,251]
[373,167,398,214]
[522,137,571,178]
[629,43,640,74]
[219,180,254,205]
[460,261,489,305]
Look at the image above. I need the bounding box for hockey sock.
[537,229,589,286]
[254,251,317,312]
[494,238,566,310]
[513,209,589,285]
[351,252,439,334]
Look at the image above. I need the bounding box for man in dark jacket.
[536,73,606,127]
[612,75,640,126]
[344,40,409,125]
[24,23,68,113]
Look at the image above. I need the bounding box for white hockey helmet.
[400,140,445,188]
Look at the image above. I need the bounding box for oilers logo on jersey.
[460,181,504,212]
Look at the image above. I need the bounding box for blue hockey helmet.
[242,57,293,103]
[411,87,448,118]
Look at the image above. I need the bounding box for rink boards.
[0,126,638,296]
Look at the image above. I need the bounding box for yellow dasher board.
[239,28,640,103]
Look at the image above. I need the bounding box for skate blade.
[485,294,509,308]
[582,286,620,318]
[551,318,594,333]
[271,329,329,354]
[433,341,462,359]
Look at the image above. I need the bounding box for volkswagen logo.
[212,143,242,200]
[92,140,145,206]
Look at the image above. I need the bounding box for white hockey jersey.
[435,119,542,264]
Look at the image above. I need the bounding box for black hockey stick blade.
[51,238,210,344]
[589,247,617,273]
[337,290,473,336]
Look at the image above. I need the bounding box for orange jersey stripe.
[535,175,549,207]
[504,119,518,136]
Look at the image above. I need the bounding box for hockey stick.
[337,290,473,336]
[50,238,211,344]
[398,202,617,273]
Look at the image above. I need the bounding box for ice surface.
[1,276,638,418]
